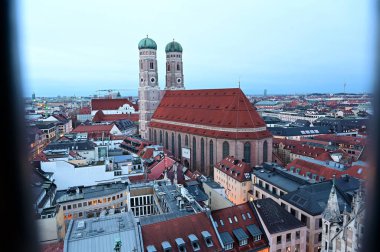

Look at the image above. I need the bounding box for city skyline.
[19,0,375,97]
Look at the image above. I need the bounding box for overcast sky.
[19,0,376,97]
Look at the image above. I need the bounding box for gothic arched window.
[209,140,214,167]
[178,134,182,159]
[159,131,163,144]
[185,135,189,146]
[192,137,197,170]
[244,142,251,163]
[177,63,180,71]
[165,132,169,150]
[171,133,175,155]
[222,141,229,158]
[154,130,157,144]
[263,140,268,163]
[150,62,154,69]
[201,138,205,172]
[167,64,170,71]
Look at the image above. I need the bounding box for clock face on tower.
[177,78,181,83]
[150,77,156,83]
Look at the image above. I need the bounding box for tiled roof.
[281,179,358,216]
[286,158,367,180]
[92,110,139,122]
[253,198,305,234]
[72,124,115,133]
[215,156,252,182]
[41,241,63,252]
[147,156,176,180]
[211,203,269,251]
[274,138,328,159]
[91,98,138,111]
[150,88,271,140]
[78,107,91,114]
[141,212,223,252]
[313,134,366,147]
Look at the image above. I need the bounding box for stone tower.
[138,36,160,140]
[165,40,185,90]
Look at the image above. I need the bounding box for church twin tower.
[138,36,185,139]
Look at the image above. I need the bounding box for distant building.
[90,98,138,116]
[64,211,143,252]
[202,179,234,211]
[36,123,58,142]
[253,198,307,252]
[72,124,123,140]
[255,100,283,110]
[76,107,92,122]
[268,126,330,140]
[214,156,252,205]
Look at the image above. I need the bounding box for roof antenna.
[238,76,241,89]
[146,34,148,38]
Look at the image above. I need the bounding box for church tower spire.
[138,36,160,140]
[323,177,341,222]
[165,39,184,90]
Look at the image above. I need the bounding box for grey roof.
[64,211,142,252]
[203,180,223,189]
[254,198,305,234]
[281,179,358,216]
[254,164,310,193]
[140,211,193,226]
[45,140,96,151]
[246,224,263,236]
[219,232,234,245]
[268,126,330,136]
[232,228,249,241]
[112,155,133,163]
[186,185,209,202]
[54,182,128,204]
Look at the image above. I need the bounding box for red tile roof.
[141,212,223,252]
[72,124,115,133]
[78,107,91,114]
[211,203,269,251]
[91,98,138,111]
[215,156,252,182]
[92,110,139,122]
[313,134,366,147]
[147,156,176,180]
[286,158,367,180]
[150,88,271,140]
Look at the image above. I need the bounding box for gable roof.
[150,88,271,140]
[72,124,116,134]
[91,98,138,111]
[141,212,223,252]
[92,110,139,122]
[215,156,252,182]
[211,203,268,251]
[253,198,305,234]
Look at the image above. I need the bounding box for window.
[73,204,77,209]
[286,233,291,242]
[220,219,224,226]
[228,217,232,223]
[296,231,300,239]
[165,132,168,149]
[234,216,238,222]
[247,212,252,219]
[63,206,66,211]
[67,205,71,210]
[140,60,143,70]
[223,141,229,158]
[83,202,87,207]
[201,138,205,172]
[192,137,197,170]
[178,134,182,158]
[318,232,322,242]
[209,140,214,166]
[167,63,170,71]
[177,63,180,70]
[185,135,189,146]
[244,142,251,163]
[160,131,163,144]
[239,239,247,246]
[171,133,175,155]
[225,243,233,250]
[150,62,154,69]
[272,187,278,195]
[254,235,261,242]
[149,128,152,141]
[154,130,157,144]
[263,140,268,162]
[78,203,82,208]
[277,235,282,244]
